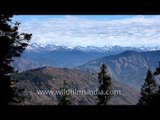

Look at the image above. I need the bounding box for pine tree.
[154,61,160,75]
[152,62,160,105]
[151,86,160,105]
[0,14,32,105]
[138,69,158,105]
[97,64,112,105]
[58,81,73,105]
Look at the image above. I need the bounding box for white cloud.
[15,15,160,47]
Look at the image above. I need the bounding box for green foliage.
[58,80,73,105]
[138,69,158,105]
[97,64,112,105]
[0,14,32,105]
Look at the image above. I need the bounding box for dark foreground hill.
[13,66,140,105]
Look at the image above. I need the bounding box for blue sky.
[13,15,154,21]
[13,15,160,47]
[13,15,131,21]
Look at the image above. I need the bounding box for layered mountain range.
[11,44,160,105]
[12,44,160,88]
[12,43,160,71]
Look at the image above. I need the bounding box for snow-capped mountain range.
[13,43,160,75]
[26,43,160,52]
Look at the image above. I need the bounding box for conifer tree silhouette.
[97,64,112,105]
[0,14,32,105]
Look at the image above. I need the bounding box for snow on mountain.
[26,43,45,52]
[26,43,160,52]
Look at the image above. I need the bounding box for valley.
[12,44,160,105]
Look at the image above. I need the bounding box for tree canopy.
[97,64,112,105]
[0,14,32,105]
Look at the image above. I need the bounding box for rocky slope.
[14,66,140,105]
[79,50,160,88]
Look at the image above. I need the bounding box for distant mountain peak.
[26,43,160,53]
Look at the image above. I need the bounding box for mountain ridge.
[79,50,160,89]
[27,43,160,52]
[13,43,160,72]
[14,66,140,105]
